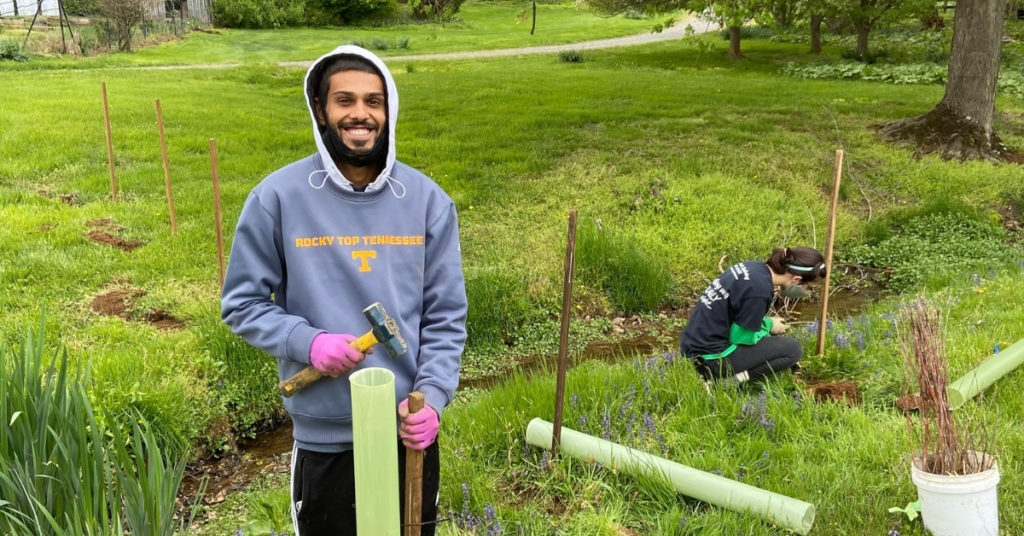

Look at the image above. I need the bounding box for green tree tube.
[350,368,400,536]
[526,418,815,535]
[948,337,1024,410]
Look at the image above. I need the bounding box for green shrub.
[0,39,30,62]
[351,36,410,50]
[409,0,463,22]
[843,208,1024,292]
[0,316,197,534]
[212,0,304,28]
[558,49,585,63]
[576,222,673,315]
[305,0,395,25]
[465,266,534,351]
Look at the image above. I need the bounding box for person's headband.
[787,263,826,273]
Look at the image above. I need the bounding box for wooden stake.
[816,149,844,356]
[403,392,425,536]
[156,99,178,234]
[101,82,117,200]
[209,138,225,290]
[552,210,578,458]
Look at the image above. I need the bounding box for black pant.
[695,335,802,381]
[292,440,440,536]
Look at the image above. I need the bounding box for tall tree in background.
[877,0,1019,162]
[831,0,932,58]
[685,0,767,58]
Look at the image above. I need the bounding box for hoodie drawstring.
[386,176,406,199]
[307,169,330,189]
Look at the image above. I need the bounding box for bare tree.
[98,0,145,52]
[877,0,1020,162]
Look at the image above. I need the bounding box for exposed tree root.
[875,103,1024,164]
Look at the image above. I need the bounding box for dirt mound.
[144,308,185,330]
[87,230,144,251]
[85,219,144,251]
[91,288,146,318]
[90,287,184,330]
[807,380,861,406]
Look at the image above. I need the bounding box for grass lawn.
[2,13,1024,536]
[3,1,682,69]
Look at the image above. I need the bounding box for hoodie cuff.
[287,322,325,365]
[417,385,450,420]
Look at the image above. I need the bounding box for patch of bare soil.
[87,230,144,251]
[85,218,144,251]
[91,288,146,318]
[90,287,185,330]
[37,223,57,232]
[144,308,186,330]
[806,380,862,406]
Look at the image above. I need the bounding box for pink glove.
[398,398,439,451]
[309,333,365,377]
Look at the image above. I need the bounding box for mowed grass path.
[2,29,1024,535]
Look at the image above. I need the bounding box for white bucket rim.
[912,452,1000,494]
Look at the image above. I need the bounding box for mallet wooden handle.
[277,331,380,397]
[404,392,425,536]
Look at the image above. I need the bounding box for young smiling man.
[221,46,467,535]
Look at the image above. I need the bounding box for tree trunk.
[877,0,1020,163]
[855,20,870,59]
[942,0,1003,133]
[728,25,742,59]
[810,14,823,54]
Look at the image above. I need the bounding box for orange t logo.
[352,250,377,272]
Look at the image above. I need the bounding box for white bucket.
[911,452,1000,536]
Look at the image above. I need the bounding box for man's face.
[316,69,387,155]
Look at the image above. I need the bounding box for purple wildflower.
[855,331,866,350]
[487,522,502,536]
[577,414,588,427]
[570,393,578,407]
[643,412,656,436]
[601,408,611,440]
[834,333,850,349]
[483,504,496,522]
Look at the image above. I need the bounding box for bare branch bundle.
[899,299,991,475]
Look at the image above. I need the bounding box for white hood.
[303,45,398,193]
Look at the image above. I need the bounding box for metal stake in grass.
[155,99,178,234]
[816,149,843,356]
[101,82,118,201]
[552,210,578,458]
[209,138,225,290]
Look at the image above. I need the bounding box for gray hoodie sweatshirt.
[221,45,467,451]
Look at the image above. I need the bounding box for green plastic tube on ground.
[525,418,815,535]
[350,368,400,536]
[948,337,1024,410]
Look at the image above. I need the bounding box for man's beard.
[321,119,389,169]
